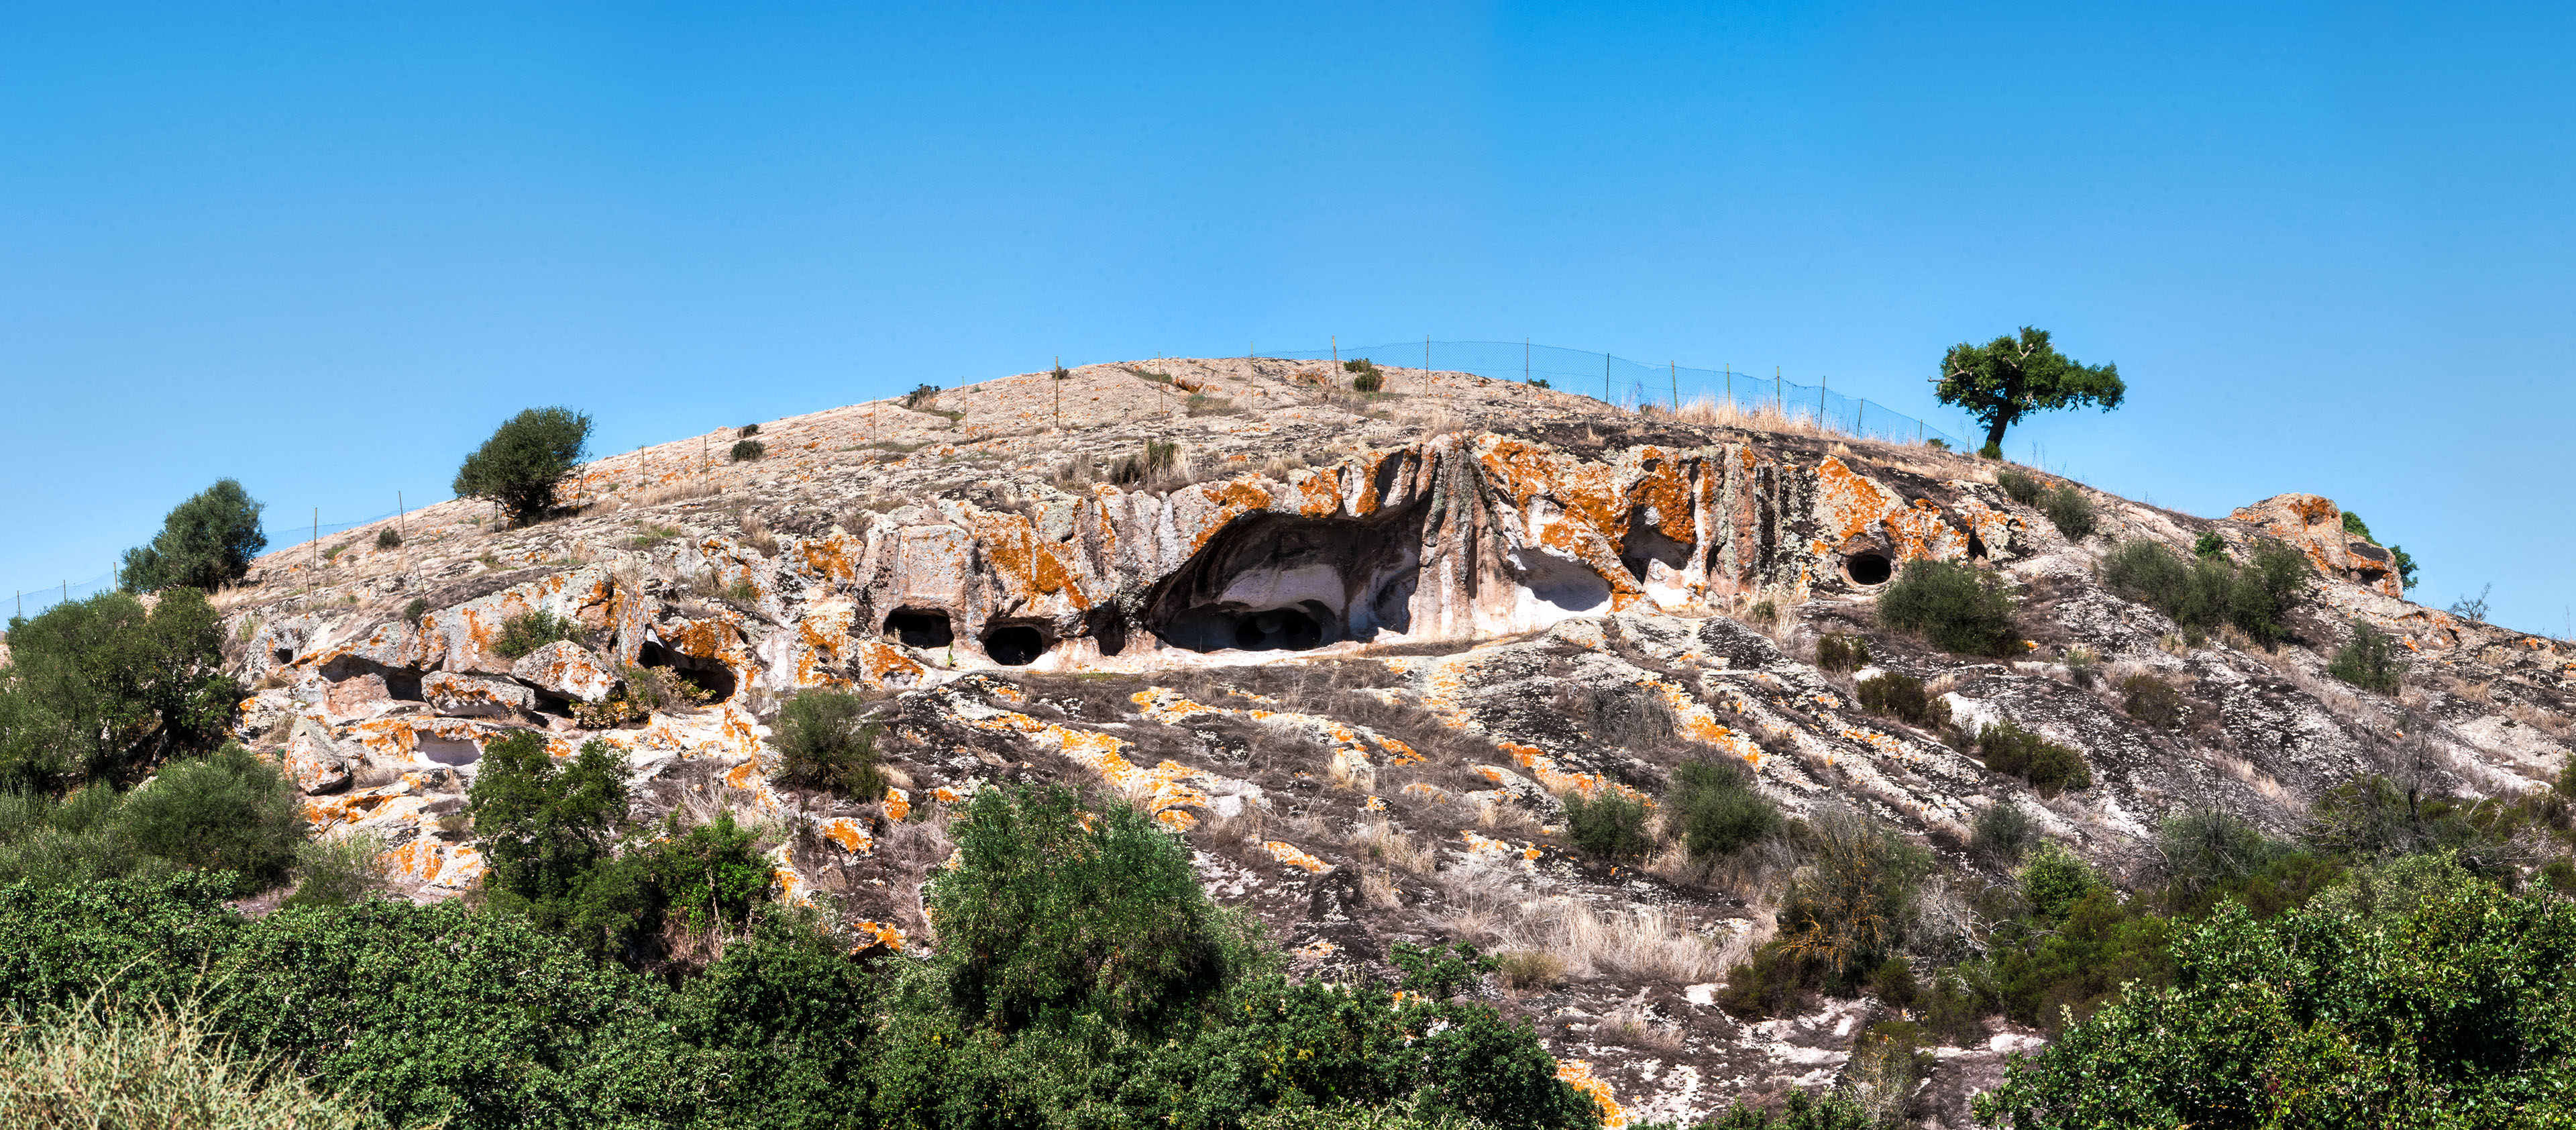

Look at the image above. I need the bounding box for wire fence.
[9,340,1961,625]
[6,505,437,625]
[1261,340,1966,450]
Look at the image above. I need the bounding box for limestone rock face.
[201,355,2573,1127]
[512,640,616,703]
[2231,492,2404,597]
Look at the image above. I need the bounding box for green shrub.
[452,406,593,526]
[1970,801,2037,866]
[1977,721,2091,795]
[2341,510,2373,541]
[1876,559,2019,656]
[117,479,268,594]
[1814,632,1870,672]
[374,527,402,550]
[663,910,880,1128]
[933,785,1239,1033]
[731,439,766,462]
[771,688,882,795]
[1562,790,1654,862]
[1671,758,1780,859]
[2192,530,2224,558]
[1855,672,1947,727]
[2101,536,2312,647]
[1774,806,1931,978]
[1977,877,2576,1127]
[1995,468,2045,506]
[2037,483,2094,540]
[2119,673,2184,727]
[637,811,769,934]
[1344,358,1384,393]
[2017,841,2104,920]
[902,382,941,409]
[491,610,578,659]
[464,733,645,958]
[113,743,304,890]
[0,998,384,1130]
[738,423,760,438]
[221,898,682,1130]
[1110,439,1183,484]
[0,588,240,794]
[2328,619,2405,692]
[282,833,387,909]
[1388,940,1497,1000]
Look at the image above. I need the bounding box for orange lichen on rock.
[968,510,1095,609]
[820,817,874,855]
[1497,740,1652,804]
[1264,841,1331,873]
[1554,1060,1627,1128]
[1814,456,1902,544]
[957,695,1211,827]
[377,838,483,889]
[851,920,908,953]
[882,788,912,821]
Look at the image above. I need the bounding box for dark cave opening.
[639,640,739,701]
[883,608,955,649]
[1144,507,1424,653]
[983,624,1049,666]
[1845,550,1894,586]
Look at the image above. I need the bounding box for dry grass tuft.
[1597,990,1686,1053]
[1358,868,1402,909]
[1348,819,1438,875]
[1495,949,1567,993]
[1464,895,1737,984]
[0,997,380,1129]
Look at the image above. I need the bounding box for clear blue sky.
[5,3,2569,635]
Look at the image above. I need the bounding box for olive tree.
[118,479,266,593]
[453,407,592,526]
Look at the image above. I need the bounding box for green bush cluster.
[1813,632,1869,673]
[1719,807,1932,1017]
[2100,535,2313,646]
[0,589,241,794]
[118,479,268,594]
[1995,468,2045,506]
[771,688,883,794]
[453,406,593,527]
[0,743,305,895]
[1854,672,1947,727]
[0,785,1601,1130]
[490,609,580,660]
[2328,618,2406,692]
[1344,358,1384,393]
[731,439,766,462]
[1976,721,2092,795]
[2035,482,2094,540]
[1977,874,2576,1127]
[2118,672,2184,727]
[1562,790,1654,863]
[1670,758,1781,860]
[1875,560,2019,656]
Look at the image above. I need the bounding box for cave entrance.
[983,624,1049,666]
[639,640,739,702]
[1620,512,1693,582]
[1844,550,1893,586]
[883,608,954,648]
[1144,506,1424,654]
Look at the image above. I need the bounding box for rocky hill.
[213,356,2571,1127]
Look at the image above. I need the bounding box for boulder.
[284,716,352,794]
[511,640,617,703]
[422,671,537,719]
[2229,493,2403,597]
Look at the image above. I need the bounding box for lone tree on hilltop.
[453,407,592,526]
[1932,327,2125,459]
[119,478,267,593]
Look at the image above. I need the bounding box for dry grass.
[1667,393,1859,442]
[2511,702,2575,735]
[1358,868,1402,909]
[0,998,380,1130]
[1597,989,1686,1053]
[624,478,725,509]
[1348,819,1439,874]
[1495,949,1566,993]
[2452,678,2495,705]
[1460,894,1737,984]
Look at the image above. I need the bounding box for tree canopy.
[118,479,266,593]
[1931,327,2124,459]
[452,407,592,526]
[0,588,240,792]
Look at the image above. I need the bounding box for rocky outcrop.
[205,355,2571,1126]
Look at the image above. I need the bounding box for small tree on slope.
[1932,327,2125,459]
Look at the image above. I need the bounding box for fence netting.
[1263,340,1964,450]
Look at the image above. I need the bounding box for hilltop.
[209,355,2571,1126]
